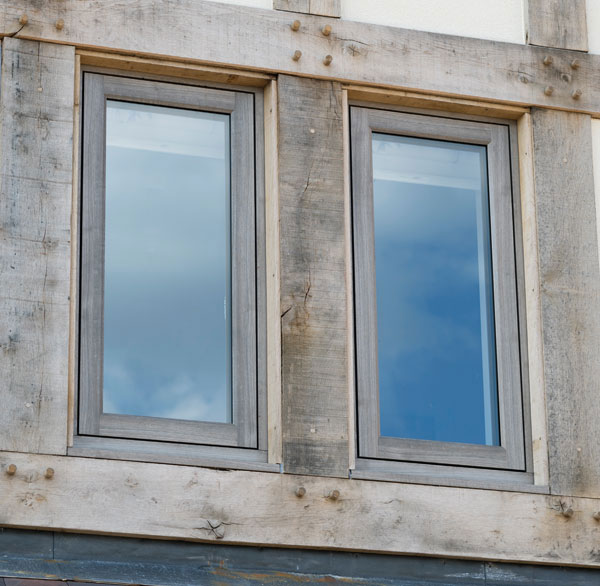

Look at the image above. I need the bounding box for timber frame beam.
[1,0,600,115]
[1,451,600,567]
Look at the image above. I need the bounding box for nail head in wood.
[323,55,333,66]
[543,55,553,66]
[570,59,581,70]
[292,50,302,61]
[19,14,28,26]
[55,19,64,31]
[295,486,306,497]
[6,464,17,476]
[544,86,554,96]
[593,511,600,521]
[327,489,340,501]
[322,24,332,36]
[572,89,582,100]
[291,20,301,32]
[45,467,55,479]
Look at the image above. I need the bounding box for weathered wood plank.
[1,452,600,566]
[278,75,349,477]
[2,1,600,114]
[274,0,341,18]
[0,38,75,455]
[532,109,600,498]
[528,0,588,52]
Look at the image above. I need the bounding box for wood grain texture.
[517,113,550,487]
[532,109,600,498]
[528,0,588,51]
[274,0,341,18]
[0,38,75,455]
[278,76,349,477]
[1,452,600,566]
[2,1,600,114]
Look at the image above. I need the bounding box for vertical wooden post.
[278,75,349,477]
[527,0,588,51]
[531,109,600,497]
[0,38,75,454]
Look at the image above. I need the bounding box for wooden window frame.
[351,105,530,475]
[76,71,267,458]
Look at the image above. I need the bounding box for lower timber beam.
[1,452,599,567]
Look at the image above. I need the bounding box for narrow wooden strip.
[0,38,75,455]
[264,80,283,465]
[2,1,600,114]
[278,76,349,477]
[517,113,550,486]
[528,0,588,51]
[1,452,600,566]
[531,109,600,497]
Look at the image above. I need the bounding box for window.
[351,106,530,476]
[77,72,266,460]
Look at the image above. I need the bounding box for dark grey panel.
[0,529,599,586]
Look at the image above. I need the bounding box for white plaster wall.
[209,0,272,8]
[211,0,526,44]
[341,0,526,43]
[587,0,600,53]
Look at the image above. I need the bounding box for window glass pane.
[103,100,231,423]
[372,133,499,446]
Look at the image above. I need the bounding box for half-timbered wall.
[0,0,599,578]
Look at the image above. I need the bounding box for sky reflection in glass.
[103,101,231,423]
[372,133,499,446]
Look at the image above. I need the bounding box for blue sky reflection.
[372,133,499,446]
[103,101,231,423]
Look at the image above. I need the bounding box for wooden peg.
[292,50,302,61]
[544,86,554,96]
[570,59,581,70]
[572,89,582,100]
[593,511,600,521]
[55,19,64,31]
[543,55,553,66]
[19,14,28,26]
[45,467,55,479]
[291,20,301,32]
[323,55,333,66]
[295,486,306,497]
[322,24,332,36]
[327,489,340,501]
[561,506,574,518]
[6,464,17,476]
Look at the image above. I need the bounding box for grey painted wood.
[528,0,588,52]
[69,435,278,472]
[278,75,349,477]
[79,73,262,450]
[2,529,600,586]
[351,107,526,472]
[0,38,75,455]
[531,109,600,498]
[5,1,600,115]
[274,0,341,17]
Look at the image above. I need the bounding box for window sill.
[352,458,549,494]
[70,436,279,473]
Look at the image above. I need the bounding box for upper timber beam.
[274,0,341,18]
[527,0,589,52]
[2,1,600,115]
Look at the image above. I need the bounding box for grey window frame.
[351,104,531,476]
[77,71,267,456]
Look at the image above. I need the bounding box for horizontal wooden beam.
[2,1,600,115]
[1,452,600,567]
